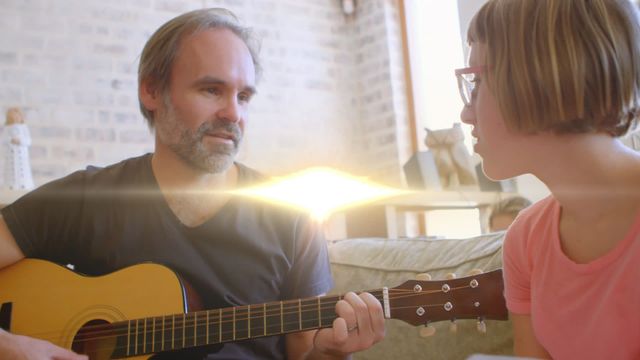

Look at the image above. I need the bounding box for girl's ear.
[139,80,160,113]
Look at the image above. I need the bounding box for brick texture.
[0,0,411,186]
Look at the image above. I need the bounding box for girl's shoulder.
[511,196,557,231]
[504,196,558,253]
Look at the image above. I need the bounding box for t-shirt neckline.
[143,154,246,230]
[552,199,640,273]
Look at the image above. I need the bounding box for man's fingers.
[360,292,385,341]
[335,292,358,329]
[50,342,88,360]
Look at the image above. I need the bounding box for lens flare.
[229,167,408,221]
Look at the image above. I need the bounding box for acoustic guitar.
[0,259,508,359]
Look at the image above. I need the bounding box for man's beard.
[155,98,242,174]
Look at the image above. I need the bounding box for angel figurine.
[2,107,34,190]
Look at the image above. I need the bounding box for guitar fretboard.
[104,291,384,357]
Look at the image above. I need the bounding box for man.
[0,8,385,359]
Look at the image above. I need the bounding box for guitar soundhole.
[71,319,116,360]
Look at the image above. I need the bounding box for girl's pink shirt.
[503,196,640,360]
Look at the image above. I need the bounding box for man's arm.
[0,216,87,360]
[286,292,385,360]
[0,215,24,269]
[512,313,550,359]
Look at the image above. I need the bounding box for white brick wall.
[0,0,410,186]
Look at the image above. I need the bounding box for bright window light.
[426,209,482,238]
[404,0,473,150]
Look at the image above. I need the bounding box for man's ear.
[139,79,161,112]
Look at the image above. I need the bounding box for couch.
[328,232,513,360]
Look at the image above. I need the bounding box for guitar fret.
[127,320,131,356]
[182,313,186,349]
[317,297,321,327]
[134,319,138,355]
[282,300,299,333]
[136,318,143,355]
[263,303,266,336]
[280,301,284,333]
[151,317,155,353]
[265,302,281,336]
[153,316,162,352]
[298,299,302,330]
[195,311,206,346]
[171,314,175,349]
[207,309,219,345]
[246,304,263,339]
[218,308,222,343]
[299,298,316,330]
[162,315,170,351]
[206,311,210,344]
[143,318,147,353]
[194,312,198,347]
[233,307,236,340]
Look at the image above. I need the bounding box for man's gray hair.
[137,8,261,128]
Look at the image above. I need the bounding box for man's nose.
[218,96,241,123]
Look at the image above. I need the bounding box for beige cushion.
[328,233,513,360]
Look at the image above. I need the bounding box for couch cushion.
[328,233,512,360]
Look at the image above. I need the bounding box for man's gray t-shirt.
[1,153,334,359]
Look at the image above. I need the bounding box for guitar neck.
[108,290,386,358]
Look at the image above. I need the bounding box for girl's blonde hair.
[468,0,640,136]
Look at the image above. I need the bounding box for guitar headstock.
[388,269,507,326]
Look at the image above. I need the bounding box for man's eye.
[204,87,221,95]
[238,93,252,103]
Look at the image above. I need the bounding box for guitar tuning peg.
[419,324,437,338]
[416,273,432,281]
[467,268,483,276]
[476,319,487,334]
[449,320,458,334]
[445,272,457,280]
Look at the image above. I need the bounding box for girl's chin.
[483,167,523,183]
[481,161,512,182]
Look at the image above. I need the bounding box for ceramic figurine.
[424,123,477,188]
[2,108,34,190]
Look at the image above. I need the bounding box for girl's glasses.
[454,66,486,107]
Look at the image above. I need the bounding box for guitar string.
[24,288,451,341]
[23,285,475,342]
[66,301,463,357]
[23,284,479,348]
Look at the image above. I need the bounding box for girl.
[457,0,640,358]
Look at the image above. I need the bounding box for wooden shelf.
[344,190,517,238]
[378,190,512,209]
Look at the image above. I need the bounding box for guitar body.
[0,259,508,359]
[0,259,189,360]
